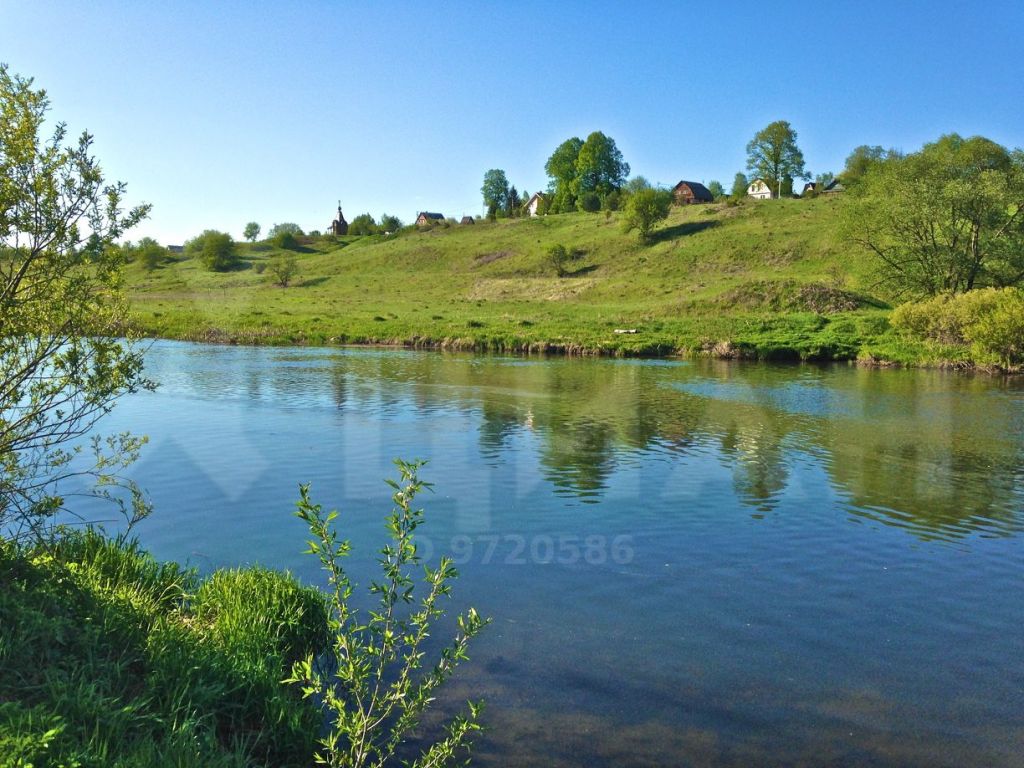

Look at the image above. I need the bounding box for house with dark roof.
[672,181,714,205]
[415,212,445,226]
[460,215,475,225]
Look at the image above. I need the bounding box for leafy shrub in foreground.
[288,459,489,768]
[891,287,1024,367]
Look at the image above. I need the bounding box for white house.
[525,192,547,217]
[747,179,775,200]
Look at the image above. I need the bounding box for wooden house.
[747,179,775,200]
[416,212,444,226]
[672,181,714,204]
[460,215,475,225]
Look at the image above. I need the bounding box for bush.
[348,213,379,236]
[602,190,622,211]
[288,461,488,767]
[185,230,239,271]
[891,287,1024,367]
[546,243,570,277]
[268,222,303,238]
[622,188,673,242]
[272,230,300,250]
[267,252,299,287]
[578,191,601,213]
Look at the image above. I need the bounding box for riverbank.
[124,199,980,369]
[0,532,327,767]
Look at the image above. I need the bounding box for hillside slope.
[126,198,925,361]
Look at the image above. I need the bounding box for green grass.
[0,532,327,767]
[125,198,954,364]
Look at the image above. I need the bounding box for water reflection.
[141,344,1024,542]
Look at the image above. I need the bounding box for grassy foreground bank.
[127,198,962,366]
[0,532,327,767]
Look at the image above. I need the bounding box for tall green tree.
[842,145,892,184]
[0,65,151,541]
[544,137,584,212]
[730,172,749,199]
[481,169,509,216]
[843,133,1024,297]
[745,120,808,191]
[348,213,379,236]
[574,131,629,198]
[135,236,166,271]
[706,180,725,200]
[243,221,261,242]
[268,222,303,238]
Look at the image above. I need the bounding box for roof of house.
[824,179,845,192]
[672,180,713,200]
[460,215,475,224]
[417,211,444,220]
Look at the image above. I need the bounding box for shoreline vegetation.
[123,199,1014,372]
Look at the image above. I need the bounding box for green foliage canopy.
[481,169,510,215]
[544,137,584,212]
[243,221,261,242]
[348,213,379,236]
[843,133,1024,297]
[574,131,629,198]
[730,172,749,199]
[0,65,151,541]
[267,252,299,287]
[622,188,672,242]
[187,229,239,271]
[746,120,808,190]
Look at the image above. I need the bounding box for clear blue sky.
[3,1,1023,244]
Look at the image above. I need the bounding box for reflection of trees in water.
[243,350,1023,539]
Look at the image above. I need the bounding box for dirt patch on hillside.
[468,277,598,302]
[710,280,873,314]
[473,250,513,267]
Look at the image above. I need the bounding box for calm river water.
[88,341,1024,767]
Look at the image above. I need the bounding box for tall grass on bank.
[0,532,327,767]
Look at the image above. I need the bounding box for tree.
[624,176,653,195]
[842,145,892,184]
[379,214,402,233]
[243,221,261,242]
[622,188,673,242]
[187,229,239,271]
[268,222,304,238]
[730,172,749,199]
[136,236,166,271]
[506,185,521,216]
[348,213,379,236]
[267,252,299,287]
[481,169,509,216]
[707,180,725,200]
[574,131,629,198]
[546,244,570,277]
[577,191,601,213]
[544,137,584,212]
[0,65,151,542]
[843,133,1024,297]
[745,120,808,193]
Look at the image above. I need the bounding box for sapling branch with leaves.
[288,459,489,768]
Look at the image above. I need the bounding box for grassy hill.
[125,197,936,363]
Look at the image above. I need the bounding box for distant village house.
[672,181,713,205]
[416,212,445,226]
[460,215,475,225]
[525,192,547,217]
[747,179,775,200]
[328,203,348,235]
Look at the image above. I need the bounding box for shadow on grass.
[650,219,719,243]
[299,276,331,288]
[565,264,599,277]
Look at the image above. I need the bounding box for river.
[82,341,1024,767]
